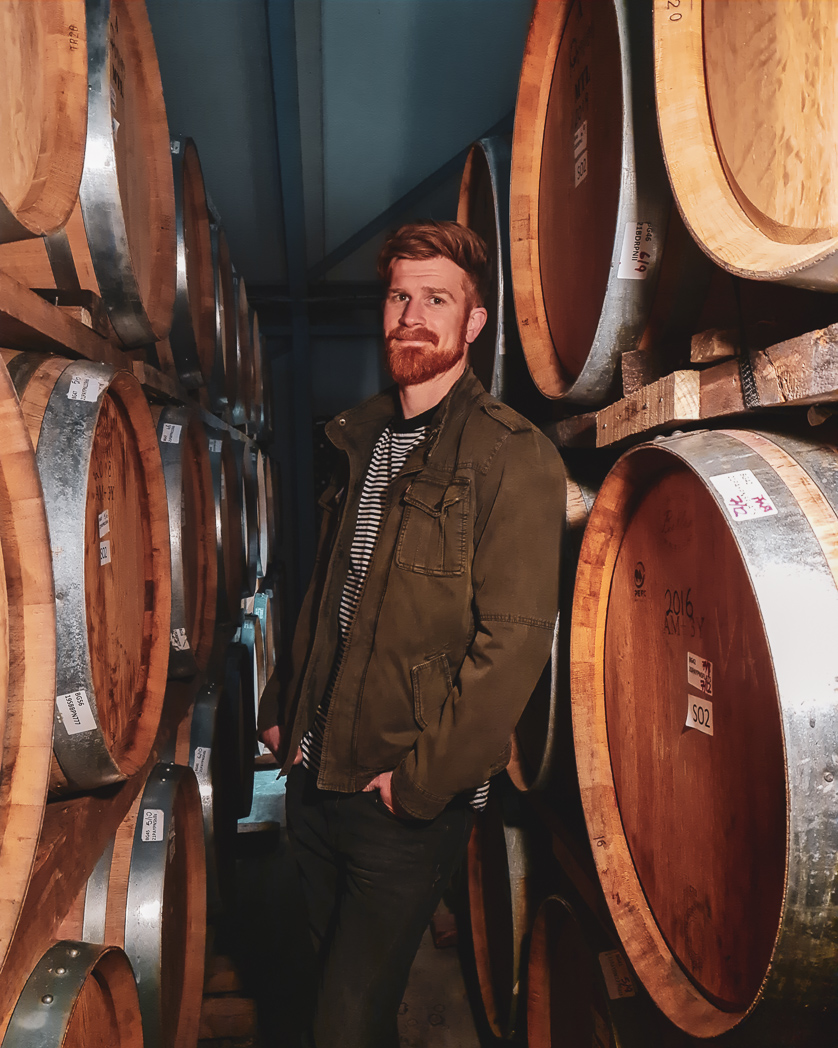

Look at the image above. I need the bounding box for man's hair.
[377,220,492,308]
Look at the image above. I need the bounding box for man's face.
[383,256,485,386]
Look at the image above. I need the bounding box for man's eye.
[431,297,443,305]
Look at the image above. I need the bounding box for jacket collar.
[325,366,485,462]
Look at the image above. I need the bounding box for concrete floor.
[226,769,486,1048]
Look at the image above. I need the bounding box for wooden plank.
[204,954,244,995]
[199,996,258,1040]
[597,370,701,446]
[132,360,189,406]
[542,412,598,450]
[0,664,209,1036]
[0,271,125,368]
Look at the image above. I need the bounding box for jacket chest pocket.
[396,476,470,576]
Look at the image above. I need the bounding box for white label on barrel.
[170,139,181,155]
[617,222,655,280]
[193,746,211,782]
[591,1009,610,1048]
[209,438,222,454]
[710,469,778,521]
[170,627,190,651]
[67,375,103,402]
[98,509,110,538]
[598,950,635,999]
[141,809,165,842]
[99,540,111,566]
[686,695,714,736]
[57,689,97,735]
[161,422,182,444]
[573,121,588,159]
[688,652,713,695]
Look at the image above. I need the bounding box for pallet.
[547,322,838,449]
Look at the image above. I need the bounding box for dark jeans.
[284,764,474,1048]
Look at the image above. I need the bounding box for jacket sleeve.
[391,427,566,819]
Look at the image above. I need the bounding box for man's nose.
[400,297,425,325]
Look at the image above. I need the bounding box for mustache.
[386,326,439,347]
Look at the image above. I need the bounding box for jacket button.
[338,418,346,426]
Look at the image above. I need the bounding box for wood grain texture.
[0,0,87,237]
[0,355,55,976]
[654,0,838,285]
[180,140,215,383]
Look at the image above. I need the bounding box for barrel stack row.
[460,1,838,1046]
[0,0,280,1043]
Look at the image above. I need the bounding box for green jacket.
[262,367,566,819]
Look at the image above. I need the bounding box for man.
[259,220,565,1047]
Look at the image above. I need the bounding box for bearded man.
[259,220,565,1048]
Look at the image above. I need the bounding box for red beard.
[385,322,467,386]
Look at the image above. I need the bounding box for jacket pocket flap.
[403,477,468,517]
[410,653,453,729]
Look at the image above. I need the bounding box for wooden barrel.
[153,405,217,678]
[527,896,690,1048]
[233,437,259,598]
[0,3,88,242]
[168,682,240,916]
[167,136,215,389]
[253,447,270,579]
[5,352,170,792]
[231,273,253,427]
[467,786,537,1040]
[508,471,591,795]
[208,224,238,414]
[510,0,708,405]
[0,0,176,346]
[2,941,143,1048]
[457,136,515,401]
[206,427,244,622]
[249,312,265,437]
[225,639,255,818]
[60,763,206,1048]
[240,611,265,750]
[572,428,838,1042]
[655,1,838,290]
[0,356,56,973]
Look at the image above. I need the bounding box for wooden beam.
[0,271,125,368]
[597,370,701,445]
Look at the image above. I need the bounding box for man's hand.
[362,770,407,817]
[258,725,302,767]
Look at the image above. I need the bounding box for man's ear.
[465,306,488,345]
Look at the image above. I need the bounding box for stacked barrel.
[459,2,838,1046]
[0,1,280,1043]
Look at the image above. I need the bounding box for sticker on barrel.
[686,695,713,736]
[617,222,655,280]
[57,689,97,735]
[687,652,713,695]
[67,374,104,403]
[710,470,777,521]
[598,950,635,1000]
[170,627,190,652]
[98,509,110,538]
[141,809,165,842]
[160,422,182,444]
[193,746,211,783]
[573,120,588,187]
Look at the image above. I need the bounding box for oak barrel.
[231,273,253,427]
[0,2,88,242]
[225,639,256,818]
[60,762,207,1048]
[167,136,215,389]
[5,352,171,792]
[0,356,56,973]
[2,941,143,1048]
[655,0,838,290]
[153,405,217,678]
[467,787,537,1040]
[508,469,587,795]
[208,224,238,414]
[510,0,707,405]
[234,436,259,598]
[249,312,265,437]
[253,447,270,579]
[527,896,690,1048]
[168,682,240,916]
[571,428,838,1042]
[240,611,265,751]
[206,426,244,622]
[0,0,177,346]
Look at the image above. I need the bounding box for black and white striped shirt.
[301,408,490,812]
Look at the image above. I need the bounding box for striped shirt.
[301,409,489,812]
